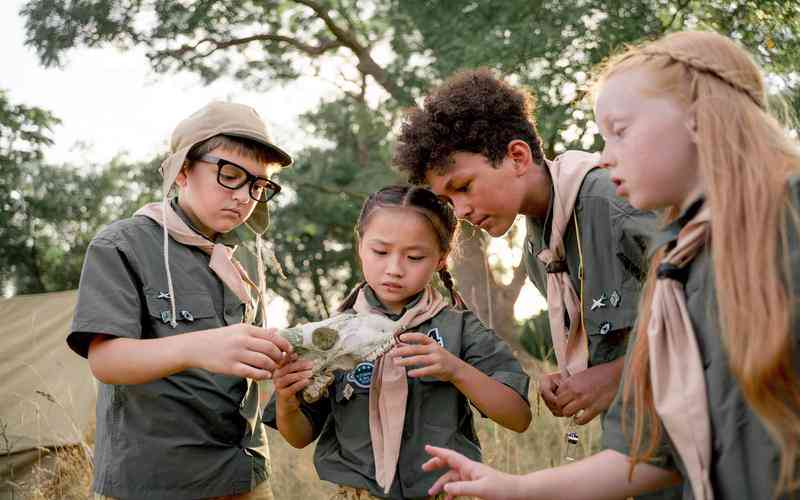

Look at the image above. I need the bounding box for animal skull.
[277,312,399,402]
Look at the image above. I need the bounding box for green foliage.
[266,96,400,322]
[519,310,556,363]
[0,90,161,295]
[1,90,59,293]
[16,0,800,320]
[393,0,800,155]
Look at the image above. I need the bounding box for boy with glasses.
[68,101,293,499]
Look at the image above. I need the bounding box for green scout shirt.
[524,165,657,366]
[264,286,530,499]
[68,201,269,500]
[603,187,800,499]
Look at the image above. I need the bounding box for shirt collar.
[171,198,242,246]
[524,166,555,252]
[647,196,706,258]
[363,284,424,320]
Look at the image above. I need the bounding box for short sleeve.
[68,233,144,358]
[460,311,530,404]
[262,388,331,440]
[615,207,657,283]
[579,185,657,363]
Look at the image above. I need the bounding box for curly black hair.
[393,68,545,184]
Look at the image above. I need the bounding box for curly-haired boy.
[394,68,656,428]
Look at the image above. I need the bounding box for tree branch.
[167,33,343,61]
[292,0,412,104]
[664,0,692,32]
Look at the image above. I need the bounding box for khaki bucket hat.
[160,101,293,234]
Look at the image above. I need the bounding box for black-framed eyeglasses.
[199,154,282,202]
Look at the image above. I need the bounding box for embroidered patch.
[427,328,444,347]
[590,293,607,311]
[598,321,612,335]
[157,291,171,300]
[609,290,621,308]
[346,361,375,388]
[180,310,194,322]
[342,383,354,400]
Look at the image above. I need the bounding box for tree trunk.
[450,224,528,356]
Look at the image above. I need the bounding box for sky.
[1,0,546,324]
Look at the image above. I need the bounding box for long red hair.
[596,31,800,495]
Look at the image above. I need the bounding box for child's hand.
[555,358,624,425]
[538,371,564,417]
[273,357,314,413]
[394,332,464,382]
[423,445,519,499]
[190,325,292,380]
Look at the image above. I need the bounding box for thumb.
[444,480,485,498]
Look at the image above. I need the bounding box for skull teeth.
[364,336,399,362]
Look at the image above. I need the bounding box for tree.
[20,0,800,345]
[0,90,60,293]
[0,90,162,295]
[265,95,400,323]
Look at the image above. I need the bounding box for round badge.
[346,361,375,388]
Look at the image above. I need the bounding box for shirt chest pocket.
[143,291,219,337]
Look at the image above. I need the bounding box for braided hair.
[594,31,800,496]
[338,185,466,312]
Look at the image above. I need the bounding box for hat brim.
[223,131,293,167]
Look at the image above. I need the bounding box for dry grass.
[14,358,602,499]
[267,357,602,499]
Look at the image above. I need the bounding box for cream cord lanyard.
[563,213,586,462]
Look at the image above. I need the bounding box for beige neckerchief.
[353,285,447,494]
[535,151,599,376]
[135,201,259,309]
[648,204,713,500]
[135,200,266,437]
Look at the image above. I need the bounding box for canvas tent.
[0,290,96,499]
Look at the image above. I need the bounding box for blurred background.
[1,0,798,497]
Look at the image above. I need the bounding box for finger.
[234,362,272,380]
[539,380,558,399]
[425,445,467,466]
[394,352,435,365]
[444,480,485,498]
[561,399,586,418]
[575,406,600,425]
[250,327,293,353]
[399,332,432,344]
[394,344,435,358]
[239,350,278,372]
[277,351,299,368]
[543,398,564,417]
[247,337,286,363]
[421,456,446,472]
[539,383,563,416]
[555,384,579,408]
[275,370,313,390]
[428,469,461,495]
[406,365,441,378]
[281,374,313,396]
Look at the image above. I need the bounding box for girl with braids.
[264,185,531,500]
[422,30,800,500]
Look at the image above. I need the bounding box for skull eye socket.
[312,327,339,350]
